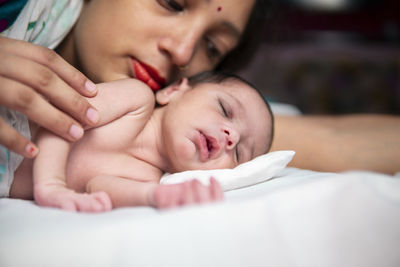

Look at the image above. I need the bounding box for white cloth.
[160,150,295,191]
[0,107,30,197]
[1,0,83,49]
[1,168,399,267]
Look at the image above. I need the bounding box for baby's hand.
[152,177,224,209]
[34,187,112,212]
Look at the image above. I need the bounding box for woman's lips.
[131,59,166,91]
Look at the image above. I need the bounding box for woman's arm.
[271,114,400,174]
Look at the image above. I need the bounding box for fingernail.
[69,124,84,140]
[25,143,38,157]
[85,80,97,93]
[86,108,99,124]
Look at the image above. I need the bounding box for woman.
[1,0,399,174]
[0,0,261,157]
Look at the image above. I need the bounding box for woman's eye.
[158,0,183,12]
[205,38,222,61]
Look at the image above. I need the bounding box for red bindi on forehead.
[217,6,222,12]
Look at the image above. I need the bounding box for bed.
[1,151,399,267]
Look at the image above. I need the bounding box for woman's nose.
[157,25,200,68]
[223,128,239,150]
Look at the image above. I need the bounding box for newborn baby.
[9,71,274,211]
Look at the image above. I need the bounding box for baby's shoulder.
[95,78,155,120]
[100,78,155,104]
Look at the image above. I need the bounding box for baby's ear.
[155,78,191,105]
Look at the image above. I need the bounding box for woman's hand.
[0,36,100,158]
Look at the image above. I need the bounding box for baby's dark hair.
[187,71,275,153]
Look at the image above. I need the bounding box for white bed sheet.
[1,168,400,267]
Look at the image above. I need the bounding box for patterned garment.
[1,0,83,49]
[0,107,29,197]
[0,0,28,32]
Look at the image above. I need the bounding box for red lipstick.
[132,60,166,91]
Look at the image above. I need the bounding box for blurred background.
[237,0,400,114]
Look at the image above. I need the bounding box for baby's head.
[155,71,274,173]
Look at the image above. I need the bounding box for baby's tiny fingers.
[181,181,196,205]
[74,194,100,212]
[0,117,38,158]
[153,185,176,209]
[60,200,78,212]
[93,191,113,211]
[190,179,209,203]
[209,177,224,201]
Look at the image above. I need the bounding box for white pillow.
[160,150,295,191]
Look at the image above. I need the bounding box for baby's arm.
[33,129,112,212]
[33,79,154,211]
[87,176,223,209]
[85,79,155,128]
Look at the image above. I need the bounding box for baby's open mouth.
[198,131,219,161]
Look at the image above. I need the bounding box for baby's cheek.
[170,139,198,171]
[179,138,197,158]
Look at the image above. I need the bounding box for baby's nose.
[224,129,239,150]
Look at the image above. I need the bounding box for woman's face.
[69,0,255,88]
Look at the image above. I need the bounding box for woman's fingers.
[0,51,99,128]
[0,36,97,97]
[0,36,100,157]
[0,117,38,158]
[0,76,84,142]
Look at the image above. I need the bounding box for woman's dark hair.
[216,0,273,73]
[187,71,275,152]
